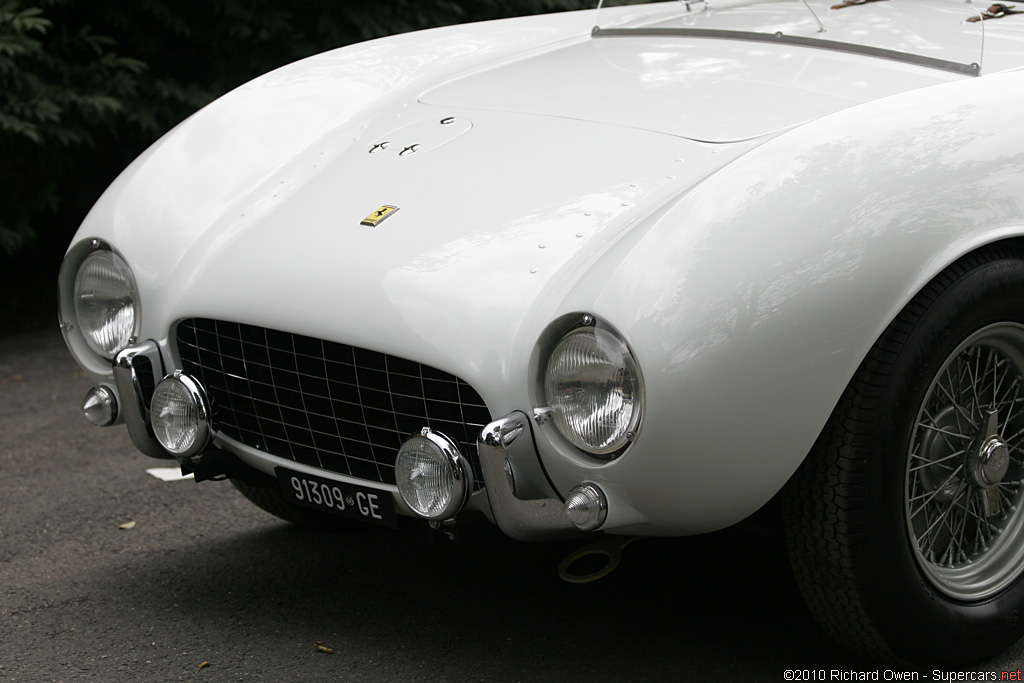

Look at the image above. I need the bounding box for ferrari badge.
[360,205,399,227]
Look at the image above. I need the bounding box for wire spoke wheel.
[907,323,1024,600]
[785,251,1024,664]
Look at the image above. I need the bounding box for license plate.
[276,467,398,528]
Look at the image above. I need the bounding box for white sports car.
[58,0,1024,665]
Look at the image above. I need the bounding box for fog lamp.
[82,386,118,427]
[395,428,472,520]
[565,483,608,531]
[150,372,210,457]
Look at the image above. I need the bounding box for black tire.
[784,246,1024,665]
[230,477,351,530]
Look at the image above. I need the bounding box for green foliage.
[0,0,146,254]
[0,0,591,257]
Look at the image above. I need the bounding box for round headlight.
[544,323,644,457]
[150,372,210,457]
[73,249,139,359]
[395,429,471,520]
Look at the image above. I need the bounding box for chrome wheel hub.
[906,323,1024,600]
[974,437,1010,488]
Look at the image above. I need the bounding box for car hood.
[96,101,738,405]
[422,0,987,142]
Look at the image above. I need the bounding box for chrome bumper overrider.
[113,341,170,459]
[477,412,587,542]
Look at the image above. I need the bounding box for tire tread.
[783,243,1024,663]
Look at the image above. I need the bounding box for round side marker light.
[565,483,608,531]
[82,386,118,427]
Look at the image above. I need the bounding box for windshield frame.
[592,0,984,77]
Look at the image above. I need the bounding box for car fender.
[533,69,1024,534]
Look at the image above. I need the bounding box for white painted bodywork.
[63,0,1024,535]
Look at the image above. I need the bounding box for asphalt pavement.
[3,324,1024,682]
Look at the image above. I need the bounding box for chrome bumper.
[477,412,587,542]
[108,341,587,540]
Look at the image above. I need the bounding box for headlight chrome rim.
[150,371,211,458]
[395,428,472,520]
[543,318,644,458]
[72,244,140,360]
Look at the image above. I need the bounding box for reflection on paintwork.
[423,29,963,143]
[105,22,576,297]
[547,75,1024,535]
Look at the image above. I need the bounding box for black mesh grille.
[175,318,491,488]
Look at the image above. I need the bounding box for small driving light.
[150,372,210,457]
[395,428,472,520]
[82,386,118,427]
[564,483,608,531]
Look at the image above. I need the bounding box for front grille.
[175,318,491,488]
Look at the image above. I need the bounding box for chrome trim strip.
[591,27,981,77]
[477,412,587,541]
[113,341,171,459]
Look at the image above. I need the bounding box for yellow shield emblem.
[360,205,399,227]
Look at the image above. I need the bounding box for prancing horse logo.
[360,205,399,227]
